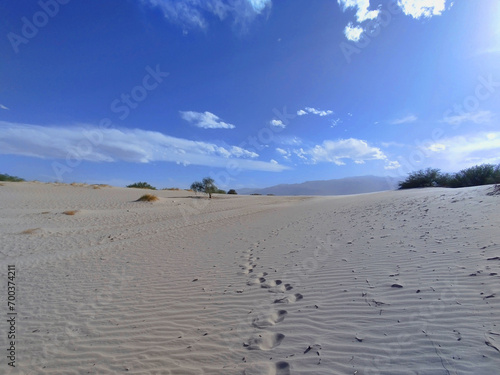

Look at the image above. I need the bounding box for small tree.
[227,189,237,195]
[190,177,218,198]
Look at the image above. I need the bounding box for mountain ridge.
[238,175,400,196]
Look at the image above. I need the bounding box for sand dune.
[0,182,499,374]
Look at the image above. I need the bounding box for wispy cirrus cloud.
[426,131,500,169]
[0,122,288,171]
[297,107,333,117]
[141,0,272,31]
[442,110,494,126]
[276,138,397,168]
[0,104,9,110]
[391,114,417,125]
[180,110,236,129]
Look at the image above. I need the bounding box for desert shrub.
[450,164,500,188]
[127,182,156,190]
[227,189,237,195]
[0,173,25,182]
[136,194,159,202]
[399,163,500,189]
[398,168,442,189]
[216,189,226,194]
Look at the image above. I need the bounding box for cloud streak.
[442,110,494,126]
[391,114,417,124]
[297,107,333,117]
[0,122,288,172]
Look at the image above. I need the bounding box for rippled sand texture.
[0,182,499,374]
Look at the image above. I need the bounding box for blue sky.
[1,0,499,189]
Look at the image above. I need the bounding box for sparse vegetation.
[487,184,500,196]
[20,228,41,235]
[227,189,237,195]
[136,194,159,202]
[127,182,157,190]
[0,173,25,182]
[399,164,500,189]
[190,177,218,198]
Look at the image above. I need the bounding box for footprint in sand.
[243,362,291,375]
[247,276,267,286]
[274,293,303,304]
[263,280,293,293]
[252,310,288,328]
[244,332,285,350]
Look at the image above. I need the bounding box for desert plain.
[0,181,499,374]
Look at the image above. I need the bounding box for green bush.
[399,164,500,189]
[0,173,25,182]
[227,189,237,195]
[450,164,500,188]
[126,182,156,190]
[398,168,441,189]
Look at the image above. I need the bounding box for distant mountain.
[238,176,400,196]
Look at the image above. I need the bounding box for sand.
[0,182,499,374]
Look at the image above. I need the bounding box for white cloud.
[384,160,401,170]
[0,104,8,110]
[338,0,451,40]
[0,122,288,172]
[344,22,364,42]
[142,0,271,30]
[442,110,494,126]
[276,136,302,146]
[308,138,386,165]
[338,0,380,23]
[391,114,417,124]
[180,110,235,129]
[297,107,334,117]
[426,131,500,168]
[270,119,286,128]
[397,0,448,19]
[276,147,291,160]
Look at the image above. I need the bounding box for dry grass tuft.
[62,210,78,215]
[136,194,159,202]
[21,228,41,235]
